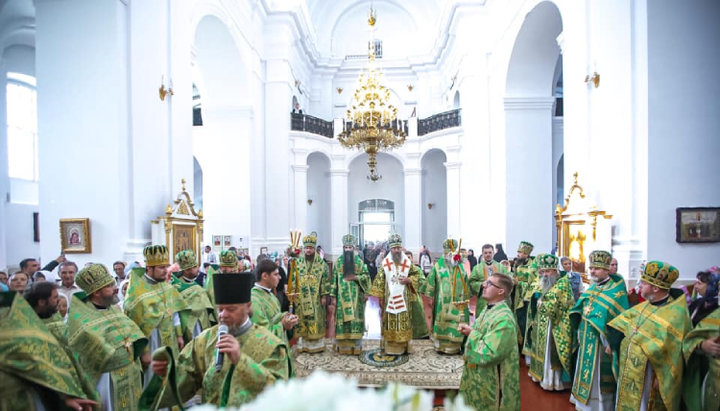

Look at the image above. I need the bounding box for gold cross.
[584,305,593,316]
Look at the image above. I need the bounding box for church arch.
[504,0,563,254]
[348,153,405,245]
[191,14,254,248]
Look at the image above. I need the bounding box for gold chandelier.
[338,7,406,181]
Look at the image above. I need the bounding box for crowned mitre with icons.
[382,233,410,315]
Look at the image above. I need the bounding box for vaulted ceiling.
[305,0,445,59]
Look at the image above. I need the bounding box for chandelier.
[338,8,406,181]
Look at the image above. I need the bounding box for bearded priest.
[522,253,575,391]
[330,234,371,354]
[370,233,423,355]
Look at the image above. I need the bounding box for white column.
[263,58,293,252]
[403,167,422,250]
[445,160,462,239]
[329,169,349,257]
[292,164,309,232]
[503,97,555,254]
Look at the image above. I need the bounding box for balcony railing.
[290,113,334,138]
[290,108,461,139]
[417,108,461,136]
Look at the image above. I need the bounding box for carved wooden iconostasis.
[555,173,612,275]
[151,179,204,266]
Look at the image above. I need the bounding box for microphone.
[215,324,229,371]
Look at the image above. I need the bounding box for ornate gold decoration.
[152,179,204,267]
[585,72,600,88]
[158,76,174,101]
[554,172,612,271]
[177,202,189,215]
[338,7,406,181]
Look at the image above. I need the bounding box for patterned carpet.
[293,339,463,389]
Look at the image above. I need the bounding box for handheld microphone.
[215,324,229,371]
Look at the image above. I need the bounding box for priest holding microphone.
[144,272,292,407]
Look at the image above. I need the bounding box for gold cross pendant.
[584,305,593,316]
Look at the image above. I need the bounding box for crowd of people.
[1,235,719,411]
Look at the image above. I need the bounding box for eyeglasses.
[484,280,501,289]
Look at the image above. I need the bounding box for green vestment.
[0,292,96,411]
[151,323,291,407]
[292,254,330,340]
[203,264,221,307]
[420,257,471,353]
[608,289,691,411]
[43,312,68,343]
[683,307,720,411]
[171,274,216,342]
[330,254,371,341]
[251,286,288,343]
[68,296,148,411]
[469,260,509,317]
[369,255,424,351]
[513,257,537,343]
[124,268,189,357]
[568,274,628,405]
[460,301,520,411]
[522,274,575,384]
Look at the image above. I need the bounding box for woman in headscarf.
[689,271,719,326]
[118,278,131,309]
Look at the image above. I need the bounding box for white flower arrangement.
[190,370,472,411]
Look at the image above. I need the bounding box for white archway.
[348,153,405,246]
[192,15,253,250]
[504,1,563,255]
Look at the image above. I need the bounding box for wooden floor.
[518,362,575,411]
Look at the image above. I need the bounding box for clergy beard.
[38,304,58,319]
[98,294,120,308]
[391,250,403,264]
[343,250,355,275]
[540,273,558,292]
[446,253,457,268]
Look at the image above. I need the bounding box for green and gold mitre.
[303,232,318,247]
[144,244,170,267]
[219,250,237,267]
[641,260,679,290]
[75,264,115,295]
[388,233,403,248]
[443,238,458,252]
[536,253,559,270]
[175,249,198,271]
[588,250,612,270]
[342,234,356,246]
[517,241,534,255]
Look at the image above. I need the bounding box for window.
[6,72,38,181]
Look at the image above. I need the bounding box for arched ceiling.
[306,0,443,58]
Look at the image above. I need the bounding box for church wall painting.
[676,207,720,243]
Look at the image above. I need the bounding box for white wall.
[646,0,720,278]
[347,152,405,237]
[421,149,446,254]
[306,152,330,250]
[1,44,38,270]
